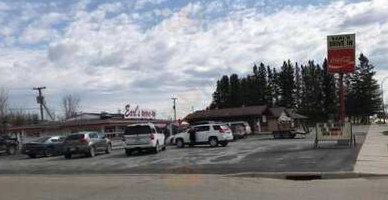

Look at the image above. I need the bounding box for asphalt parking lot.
[0,126,369,175]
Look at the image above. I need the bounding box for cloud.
[1,0,388,119]
[47,41,79,63]
[19,25,59,44]
[134,0,168,10]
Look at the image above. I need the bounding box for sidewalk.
[354,125,388,174]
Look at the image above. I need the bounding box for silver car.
[63,132,112,159]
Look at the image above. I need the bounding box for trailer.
[272,115,310,139]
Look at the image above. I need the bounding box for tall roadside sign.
[327,34,356,122]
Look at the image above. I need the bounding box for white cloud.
[134,0,168,10]
[19,25,60,44]
[1,0,388,119]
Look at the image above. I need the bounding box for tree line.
[209,54,382,123]
[0,89,81,134]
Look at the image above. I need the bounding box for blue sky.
[0,0,387,119]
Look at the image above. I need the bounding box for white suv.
[123,123,166,156]
[174,124,233,148]
[225,121,252,139]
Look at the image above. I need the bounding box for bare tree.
[0,88,8,134]
[62,94,81,120]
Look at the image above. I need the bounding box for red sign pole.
[327,34,355,123]
[339,73,345,123]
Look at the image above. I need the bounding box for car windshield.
[33,136,51,143]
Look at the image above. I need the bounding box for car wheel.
[64,153,71,159]
[43,149,53,157]
[176,139,184,148]
[7,145,17,155]
[88,146,96,157]
[220,141,228,147]
[153,142,160,154]
[125,149,132,157]
[209,137,218,147]
[105,144,112,154]
[28,154,36,158]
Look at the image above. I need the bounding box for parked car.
[225,121,252,139]
[63,132,112,159]
[0,135,18,155]
[166,134,176,146]
[174,124,234,148]
[22,136,66,158]
[123,123,166,156]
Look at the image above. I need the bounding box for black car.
[22,136,66,158]
[0,135,18,155]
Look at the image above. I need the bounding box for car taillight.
[150,134,155,140]
[79,138,87,144]
[219,129,225,134]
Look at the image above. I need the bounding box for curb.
[224,172,388,180]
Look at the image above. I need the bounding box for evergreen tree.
[278,60,295,108]
[347,54,382,123]
[219,75,231,108]
[299,61,325,120]
[240,77,249,106]
[273,68,281,107]
[321,59,338,120]
[266,66,275,107]
[209,80,221,109]
[257,63,267,105]
[294,63,302,109]
[250,64,260,105]
[229,74,241,107]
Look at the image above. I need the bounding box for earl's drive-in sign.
[327,34,355,73]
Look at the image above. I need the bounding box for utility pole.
[381,77,388,123]
[171,97,177,122]
[33,87,46,121]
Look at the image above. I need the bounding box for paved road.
[0,126,369,174]
[1,174,388,200]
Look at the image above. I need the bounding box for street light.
[381,77,388,123]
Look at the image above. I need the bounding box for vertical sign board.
[327,34,356,73]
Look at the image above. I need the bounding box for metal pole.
[171,97,177,122]
[339,73,346,123]
[381,77,388,123]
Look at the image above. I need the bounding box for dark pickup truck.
[0,135,18,155]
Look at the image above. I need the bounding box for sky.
[0,0,388,120]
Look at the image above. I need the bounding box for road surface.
[1,174,387,200]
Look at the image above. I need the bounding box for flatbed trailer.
[272,120,310,139]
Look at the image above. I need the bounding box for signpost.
[327,33,356,123]
[314,122,354,148]
[314,34,356,148]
